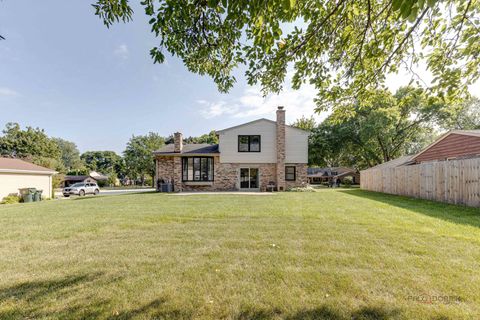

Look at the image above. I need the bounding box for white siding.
[219,120,276,163]
[0,172,53,199]
[285,126,309,163]
[218,119,308,164]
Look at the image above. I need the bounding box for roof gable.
[216,118,309,134]
[412,130,480,162]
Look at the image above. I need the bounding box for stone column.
[174,132,183,153]
[173,157,182,192]
[276,106,286,191]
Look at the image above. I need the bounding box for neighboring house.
[307,167,360,185]
[62,171,108,187]
[361,130,480,207]
[153,107,309,191]
[0,157,56,199]
[411,130,480,163]
[364,130,480,171]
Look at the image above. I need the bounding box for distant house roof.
[0,157,56,175]
[64,175,90,182]
[153,144,220,156]
[362,155,416,171]
[307,167,357,177]
[216,118,309,134]
[89,171,108,181]
[63,172,109,182]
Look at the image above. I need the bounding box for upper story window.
[238,135,261,152]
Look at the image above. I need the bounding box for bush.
[1,194,21,204]
[286,186,316,192]
[144,176,153,187]
[52,174,65,189]
[97,180,107,187]
[342,177,353,187]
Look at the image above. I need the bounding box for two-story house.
[153,107,309,191]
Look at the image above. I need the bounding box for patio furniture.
[266,181,276,192]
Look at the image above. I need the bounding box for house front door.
[240,168,259,189]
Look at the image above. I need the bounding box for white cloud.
[114,44,129,60]
[0,87,18,96]
[198,82,327,124]
[198,100,239,119]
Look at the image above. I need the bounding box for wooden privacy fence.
[360,157,480,207]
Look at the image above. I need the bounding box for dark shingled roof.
[63,175,90,181]
[153,144,219,155]
[362,155,416,171]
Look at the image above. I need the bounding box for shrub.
[1,194,21,204]
[286,186,316,192]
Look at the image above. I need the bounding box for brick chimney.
[276,106,286,191]
[174,132,183,153]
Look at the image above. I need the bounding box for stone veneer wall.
[285,163,308,190]
[180,161,277,192]
[156,156,307,192]
[276,108,286,191]
[155,156,175,183]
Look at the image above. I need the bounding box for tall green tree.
[439,97,480,130]
[0,123,64,171]
[94,0,480,112]
[80,151,122,175]
[184,130,219,144]
[53,138,85,172]
[309,86,441,169]
[123,133,165,186]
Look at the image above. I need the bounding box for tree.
[53,138,85,172]
[184,130,219,144]
[94,0,480,112]
[80,151,122,175]
[309,86,441,169]
[123,133,165,186]
[166,131,219,144]
[309,120,358,167]
[291,116,316,132]
[0,123,64,171]
[439,97,480,130]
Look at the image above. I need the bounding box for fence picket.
[360,158,480,208]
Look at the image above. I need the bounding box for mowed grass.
[0,190,479,320]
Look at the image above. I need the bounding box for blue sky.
[0,1,323,153]
[1,1,478,153]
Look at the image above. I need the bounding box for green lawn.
[0,189,479,320]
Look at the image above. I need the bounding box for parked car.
[63,183,100,197]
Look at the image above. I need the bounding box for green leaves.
[282,0,296,11]
[392,0,435,20]
[94,0,477,115]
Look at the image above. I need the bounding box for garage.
[0,157,56,200]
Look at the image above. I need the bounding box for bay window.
[182,157,214,181]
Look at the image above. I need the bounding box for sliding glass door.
[240,168,259,189]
